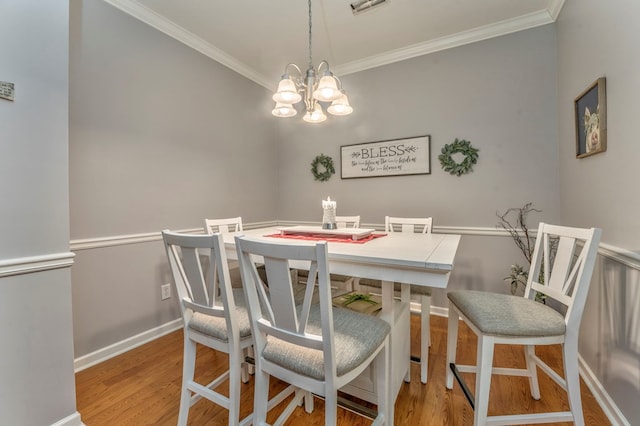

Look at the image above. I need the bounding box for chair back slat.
[298,263,318,332]
[546,235,576,292]
[264,257,300,332]
[236,237,334,361]
[385,216,433,234]
[525,223,601,327]
[163,231,236,324]
[204,217,243,234]
[203,217,243,305]
[180,246,210,306]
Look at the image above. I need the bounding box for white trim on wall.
[73,318,183,372]
[71,305,628,426]
[50,412,83,426]
[336,10,556,76]
[599,242,640,270]
[101,0,271,88]
[0,252,75,278]
[579,354,632,426]
[70,221,278,251]
[101,0,564,88]
[69,222,640,272]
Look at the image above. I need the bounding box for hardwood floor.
[76,314,611,425]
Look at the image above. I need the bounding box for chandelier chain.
[308,0,313,69]
[271,0,352,122]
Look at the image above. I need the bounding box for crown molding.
[334,9,555,76]
[547,0,566,21]
[102,0,273,89]
[103,0,564,88]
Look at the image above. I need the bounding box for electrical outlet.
[161,283,171,300]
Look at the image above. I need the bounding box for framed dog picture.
[575,77,606,158]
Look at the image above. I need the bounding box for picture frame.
[575,77,606,158]
[341,135,430,179]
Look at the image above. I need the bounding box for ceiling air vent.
[350,0,389,16]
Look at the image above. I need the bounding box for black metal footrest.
[449,363,475,410]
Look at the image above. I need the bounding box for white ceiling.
[105,0,565,89]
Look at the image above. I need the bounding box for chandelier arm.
[283,63,304,88]
[272,0,350,122]
[316,60,333,77]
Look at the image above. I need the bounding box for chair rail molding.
[70,221,277,251]
[70,221,639,273]
[0,252,75,278]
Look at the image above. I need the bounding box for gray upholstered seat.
[445,223,602,425]
[263,305,390,380]
[189,289,252,341]
[447,290,565,337]
[236,236,391,425]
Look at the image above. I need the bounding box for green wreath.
[311,154,335,182]
[438,139,479,176]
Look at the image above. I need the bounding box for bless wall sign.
[340,135,431,179]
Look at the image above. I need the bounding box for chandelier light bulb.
[312,76,341,102]
[327,92,353,116]
[271,102,297,117]
[271,0,352,123]
[303,104,327,123]
[273,78,302,104]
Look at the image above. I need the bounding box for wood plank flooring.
[75,314,611,425]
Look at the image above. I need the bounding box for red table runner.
[265,232,387,244]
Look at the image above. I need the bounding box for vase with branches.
[497,202,550,301]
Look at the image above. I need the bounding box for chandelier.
[271,0,353,123]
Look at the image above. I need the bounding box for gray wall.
[69,0,279,356]
[0,2,78,425]
[65,0,639,423]
[557,0,640,249]
[274,25,561,308]
[69,4,560,356]
[275,25,560,227]
[557,0,640,421]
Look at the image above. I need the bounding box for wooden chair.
[235,236,391,425]
[163,230,252,425]
[162,231,294,426]
[335,215,360,229]
[204,216,243,233]
[445,222,602,425]
[204,217,244,287]
[358,216,433,383]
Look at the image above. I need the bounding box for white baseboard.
[73,303,628,426]
[74,319,183,372]
[50,411,83,426]
[578,353,631,426]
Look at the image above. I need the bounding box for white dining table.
[221,226,461,416]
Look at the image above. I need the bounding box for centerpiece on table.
[322,196,337,229]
